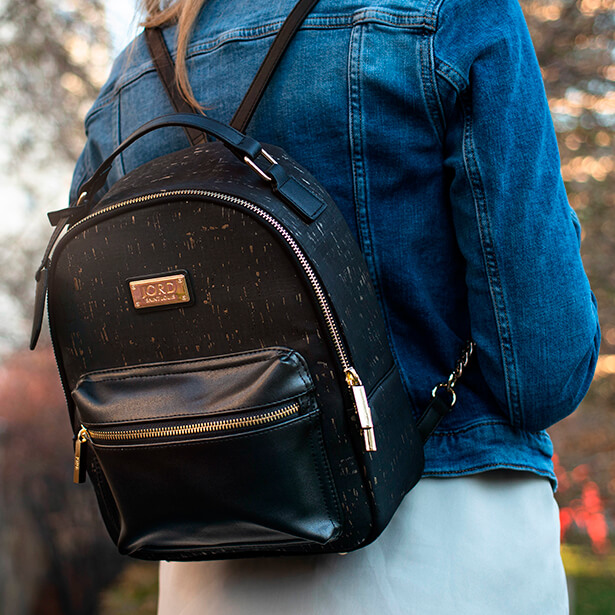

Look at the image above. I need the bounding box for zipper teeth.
[72,189,350,370]
[87,402,300,442]
[76,194,155,226]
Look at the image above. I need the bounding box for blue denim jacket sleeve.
[434,0,600,432]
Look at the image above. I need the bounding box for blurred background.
[0,0,613,613]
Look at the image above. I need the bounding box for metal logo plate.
[129,274,191,309]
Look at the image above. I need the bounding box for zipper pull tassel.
[73,426,89,484]
[345,368,377,452]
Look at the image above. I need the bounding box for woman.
[71,0,600,612]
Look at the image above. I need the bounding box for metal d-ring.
[431,382,457,407]
[76,191,88,206]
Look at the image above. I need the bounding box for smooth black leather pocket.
[72,348,342,557]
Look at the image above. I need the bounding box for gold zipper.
[91,402,299,441]
[345,368,376,452]
[73,426,89,484]
[67,189,376,451]
[73,402,300,484]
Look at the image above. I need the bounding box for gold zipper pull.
[73,426,89,484]
[345,368,377,452]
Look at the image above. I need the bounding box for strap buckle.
[244,149,278,182]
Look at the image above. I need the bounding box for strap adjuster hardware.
[244,149,278,182]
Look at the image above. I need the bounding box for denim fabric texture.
[71,0,600,486]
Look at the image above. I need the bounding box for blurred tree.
[521,0,615,345]
[520,0,615,535]
[0,0,111,353]
[0,3,126,614]
[0,348,124,615]
[0,0,109,164]
[0,3,612,612]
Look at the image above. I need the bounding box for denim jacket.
[71,0,600,485]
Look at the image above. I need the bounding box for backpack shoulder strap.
[230,0,319,132]
[144,28,206,145]
[145,0,319,137]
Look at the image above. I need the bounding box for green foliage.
[562,545,615,614]
[98,562,159,615]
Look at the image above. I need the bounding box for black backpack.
[30,0,471,561]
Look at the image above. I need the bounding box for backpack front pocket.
[71,347,342,558]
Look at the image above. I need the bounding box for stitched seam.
[79,347,296,378]
[115,91,125,176]
[431,0,521,422]
[432,0,521,423]
[184,12,433,52]
[429,420,514,437]
[319,11,435,28]
[163,540,308,556]
[365,362,396,399]
[90,456,121,536]
[420,34,444,145]
[87,14,433,116]
[187,12,434,48]
[344,25,419,415]
[427,0,448,23]
[460,97,521,427]
[91,410,318,449]
[424,463,554,476]
[290,351,314,392]
[343,23,416,426]
[308,407,340,532]
[183,13,432,60]
[78,364,314,390]
[348,24,364,256]
[79,367,290,383]
[75,349,316,421]
[81,392,312,424]
[346,24,407,402]
[347,24,385,313]
[365,363,419,424]
[435,58,467,92]
[376,329,420,417]
[190,11,433,56]
[430,420,552,437]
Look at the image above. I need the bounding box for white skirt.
[158,471,569,615]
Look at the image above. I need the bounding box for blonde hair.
[141,1,207,111]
